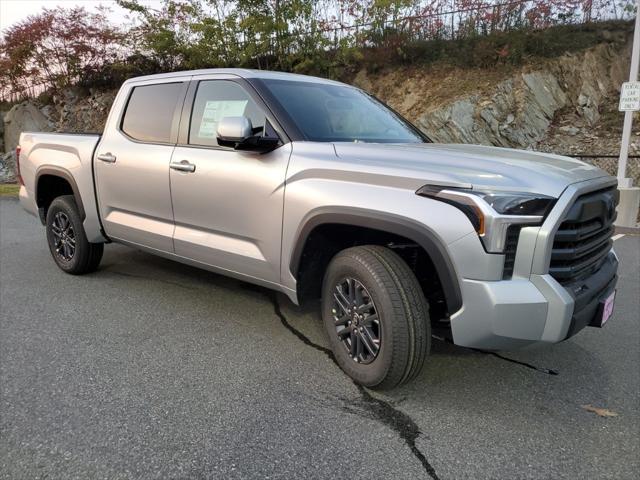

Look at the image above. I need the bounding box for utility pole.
[617,0,640,187]
[615,0,640,228]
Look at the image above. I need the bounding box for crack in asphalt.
[268,293,440,480]
[478,350,559,376]
[432,335,559,376]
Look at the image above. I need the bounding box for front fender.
[287,206,465,314]
[280,143,477,311]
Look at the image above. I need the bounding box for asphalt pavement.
[1,197,639,480]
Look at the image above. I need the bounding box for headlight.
[467,191,556,216]
[416,185,556,253]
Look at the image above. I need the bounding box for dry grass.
[0,184,19,197]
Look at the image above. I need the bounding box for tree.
[0,6,123,99]
[117,0,200,70]
[118,0,329,71]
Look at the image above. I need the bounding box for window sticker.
[198,100,248,138]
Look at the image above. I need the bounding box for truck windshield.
[260,79,427,144]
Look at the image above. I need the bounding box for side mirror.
[217,116,279,153]
[216,116,253,144]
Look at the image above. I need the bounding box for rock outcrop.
[353,41,632,150]
[49,87,117,134]
[3,102,55,155]
[1,152,16,183]
[412,71,569,147]
[1,87,117,156]
[0,86,119,182]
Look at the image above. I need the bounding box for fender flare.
[35,167,86,223]
[289,207,463,314]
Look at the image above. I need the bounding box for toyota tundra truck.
[17,69,619,388]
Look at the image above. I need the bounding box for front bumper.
[563,252,618,337]
[449,251,618,350]
[448,176,619,350]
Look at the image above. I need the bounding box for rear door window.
[189,80,265,147]
[121,82,185,143]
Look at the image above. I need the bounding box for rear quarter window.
[121,82,184,143]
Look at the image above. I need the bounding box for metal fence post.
[617,0,640,187]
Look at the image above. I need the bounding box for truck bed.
[18,131,105,243]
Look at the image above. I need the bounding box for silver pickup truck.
[17,69,619,388]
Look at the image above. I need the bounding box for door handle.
[170,160,196,173]
[97,152,117,163]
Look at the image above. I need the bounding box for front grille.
[549,187,619,285]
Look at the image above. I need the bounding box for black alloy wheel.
[45,195,104,274]
[50,211,76,262]
[332,277,381,364]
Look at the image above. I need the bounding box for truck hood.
[332,142,610,198]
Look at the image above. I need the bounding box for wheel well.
[295,223,450,330]
[36,175,75,221]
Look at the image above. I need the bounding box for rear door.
[169,75,291,284]
[94,77,189,251]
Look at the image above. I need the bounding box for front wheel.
[321,245,430,389]
[45,195,103,274]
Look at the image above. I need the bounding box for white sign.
[619,81,640,111]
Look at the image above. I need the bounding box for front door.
[169,77,291,283]
[95,79,189,251]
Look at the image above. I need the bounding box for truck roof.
[123,68,345,86]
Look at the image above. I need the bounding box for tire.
[321,245,430,389]
[45,195,103,275]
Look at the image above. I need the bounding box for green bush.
[346,19,632,74]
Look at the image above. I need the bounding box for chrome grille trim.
[549,186,618,284]
[530,177,618,276]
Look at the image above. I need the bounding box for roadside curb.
[615,225,640,234]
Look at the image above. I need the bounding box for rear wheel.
[321,245,430,389]
[46,195,103,274]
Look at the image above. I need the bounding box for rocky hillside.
[2,88,116,154]
[0,31,636,183]
[353,39,635,155]
[1,88,116,182]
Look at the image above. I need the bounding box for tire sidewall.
[321,254,398,387]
